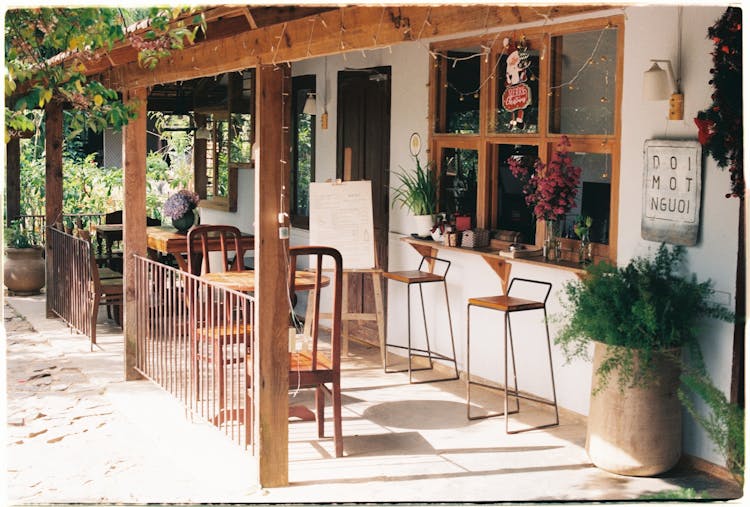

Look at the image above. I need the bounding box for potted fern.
[556,244,733,476]
[4,220,45,295]
[392,156,438,237]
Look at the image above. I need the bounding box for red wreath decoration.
[694,7,743,199]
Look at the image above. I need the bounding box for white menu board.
[641,139,702,246]
[310,180,375,270]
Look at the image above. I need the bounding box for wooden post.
[254,64,290,487]
[6,136,21,225]
[122,87,148,381]
[45,102,63,317]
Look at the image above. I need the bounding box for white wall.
[619,5,738,465]
[272,4,737,467]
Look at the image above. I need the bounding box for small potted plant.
[4,219,45,295]
[556,244,733,476]
[392,156,437,237]
[163,189,200,233]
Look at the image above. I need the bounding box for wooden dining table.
[201,270,329,292]
[147,226,255,271]
[93,225,255,272]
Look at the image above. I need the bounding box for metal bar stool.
[383,255,459,384]
[466,277,559,433]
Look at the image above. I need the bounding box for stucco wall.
[206,4,737,467]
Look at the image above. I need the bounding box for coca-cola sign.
[502,83,531,112]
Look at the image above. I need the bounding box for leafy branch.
[5,8,206,140]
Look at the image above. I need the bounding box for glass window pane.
[294,113,313,217]
[548,28,617,134]
[560,152,612,244]
[209,119,229,199]
[495,40,540,134]
[229,113,253,164]
[440,148,478,222]
[439,49,481,134]
[496,144,539,244]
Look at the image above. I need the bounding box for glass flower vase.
[544,219,560,261]
[579,232,593,265]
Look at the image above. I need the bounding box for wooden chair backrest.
[105,210,123,224]
[186,224,245,276]
[288,246,343,371]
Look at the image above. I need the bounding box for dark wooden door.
[337,67,391,344]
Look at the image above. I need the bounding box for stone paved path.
[4,299,259,505]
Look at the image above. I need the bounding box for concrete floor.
[4,294,744,504]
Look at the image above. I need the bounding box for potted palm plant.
[556,244,733,476]
[4,220,45,295]
[392,156,438,237]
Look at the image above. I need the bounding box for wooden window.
[290,75,316,229]
[429,16,622,263]
[433,43,483,134]
[194,69,254,212]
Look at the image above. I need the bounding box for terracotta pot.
[4,246,46,295]
[586,342,682,476]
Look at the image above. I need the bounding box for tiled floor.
[5,294,743,504]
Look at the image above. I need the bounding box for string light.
[549,23,613,92]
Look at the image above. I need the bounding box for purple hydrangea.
[163,190,200,219]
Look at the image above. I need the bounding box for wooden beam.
[122,87,148,381]
[44,101,63,318]
[254,63,290,487]
[6,136,21,225]
[244,7,259,29]
[106,5,609,89]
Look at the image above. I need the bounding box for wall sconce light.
[195,126,212,140]
[642,59,683,120]
[303,92,317,115]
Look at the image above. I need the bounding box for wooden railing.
[16,213,105,244]
[47,226,97,339]
[133,255,254,450]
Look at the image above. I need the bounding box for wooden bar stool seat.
[383,255,459,384]
[466,277,559,434]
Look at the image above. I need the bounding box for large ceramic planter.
[586,342,682,476]
[4,246,46,295]
[412,214,434,237]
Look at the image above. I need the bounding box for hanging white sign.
[641,139,702,246]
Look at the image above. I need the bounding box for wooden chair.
[186,224,247,276]
[84,234,123,349]
[77,230,123,331]
[186,225,251,428]
[288,245,344,457]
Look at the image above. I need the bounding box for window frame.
[290,74,317,230]
[429,16,623,263]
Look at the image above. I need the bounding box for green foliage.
[556,244,734,390]
[5,8,206,140]
[17,132,191,221]
[679,371,745,484]
[639,488,705,500]
[5,219,40,248]
[392,156,438,216]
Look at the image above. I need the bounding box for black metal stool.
[383,255,459,384]
[466,277,559,433]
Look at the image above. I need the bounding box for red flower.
[694,117,716,146]
[506,135,582,221]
